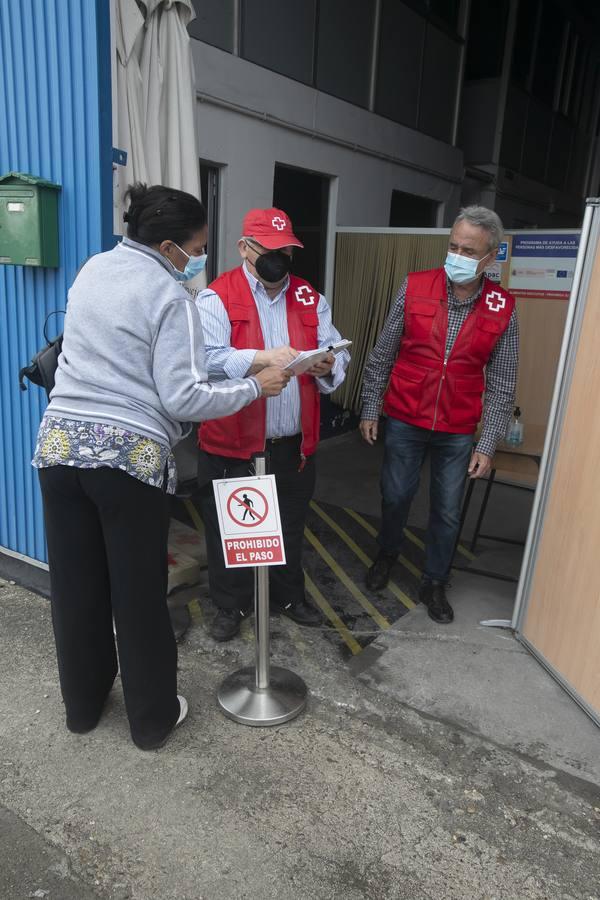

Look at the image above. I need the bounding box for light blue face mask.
[169,242,207,281]
[444,251,490,285]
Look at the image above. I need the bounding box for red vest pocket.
[406,299,437,338]
[385,360,428,419]
[471,316,504,356]
[446,373,485,428]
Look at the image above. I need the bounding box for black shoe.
[366,552,396,591]
[210,608,244,641]
[419,581,454,624]
[276,596,321,627]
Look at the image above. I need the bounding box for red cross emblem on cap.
[271,216,286,231]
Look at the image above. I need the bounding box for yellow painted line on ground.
[188,598,203,623]
[403,528,424,550]
[241,617,254,643]
[183,499,205,535]
[303,526,391,630]
[304,571,362,655]
[342,507,421,589]
[403,526,475,562]
[344,507,475,564]
[312,502,415,610]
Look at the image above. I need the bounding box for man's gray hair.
[454,206,504,250]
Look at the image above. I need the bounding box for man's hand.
[468,451,493,479]
[359,419,379,445]
[306,352,335,377]
[254,346,298,369]
[254,365,291,397]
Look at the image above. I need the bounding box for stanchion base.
[217,665,307,726]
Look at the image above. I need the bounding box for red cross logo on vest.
[295,285,317,306]
[485,290,506,313]
[271,216,286,231]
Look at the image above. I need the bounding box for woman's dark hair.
[123,183,207,246]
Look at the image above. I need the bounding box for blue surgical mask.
[444,251,489,285]
[169,242,207,281]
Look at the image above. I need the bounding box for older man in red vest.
[195,208,350,641]
[360,206,519,623]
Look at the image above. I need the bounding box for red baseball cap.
[242,208,304,250]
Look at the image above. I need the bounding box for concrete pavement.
[1,577,599,900]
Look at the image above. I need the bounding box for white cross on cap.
[271,216,286,231]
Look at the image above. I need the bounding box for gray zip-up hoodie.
[47,238,260,448]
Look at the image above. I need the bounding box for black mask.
[254,249,292,283]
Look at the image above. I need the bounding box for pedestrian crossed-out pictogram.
[226,486,269,528]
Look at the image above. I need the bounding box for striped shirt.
[196,264,350,438]
[360,276,519,457]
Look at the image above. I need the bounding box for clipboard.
[283,340,352,376]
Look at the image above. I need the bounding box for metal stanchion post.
[217,453,307,726]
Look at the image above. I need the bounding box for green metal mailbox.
[0,172,61,267]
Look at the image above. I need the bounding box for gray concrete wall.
[191,40,465,276]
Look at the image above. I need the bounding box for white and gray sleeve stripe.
[151,298,260,423]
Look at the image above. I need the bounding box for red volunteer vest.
[383,268,515,433]
[198,267,321,459]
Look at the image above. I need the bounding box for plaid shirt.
[360,275,519,457]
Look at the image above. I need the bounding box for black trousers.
[197,437,316,612]
[38,466,179,748]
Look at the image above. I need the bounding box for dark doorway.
[199,161,220,283]
[389,190,439,227]
[273,164,329,292]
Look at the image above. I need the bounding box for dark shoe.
[419,581,454,624]
[210,608,244,641]
[276,596,321,627]
[366,552,396,591]
[67,714,103,735]
[134,695,188,751]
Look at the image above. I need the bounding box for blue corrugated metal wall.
[0,0,113,562]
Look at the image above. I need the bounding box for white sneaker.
[176,695,188,726]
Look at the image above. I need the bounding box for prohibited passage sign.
[212,474,286,568]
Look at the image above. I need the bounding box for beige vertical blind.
[331,232,449,413]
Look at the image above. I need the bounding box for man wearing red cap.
[195,208,350,641]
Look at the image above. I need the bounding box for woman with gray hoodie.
[33,183,289,750]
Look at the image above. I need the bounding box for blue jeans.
[378,418,474,582]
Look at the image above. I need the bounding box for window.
[531,2,566,105]
[315,0,376,108]
[465,0,509,80]
[418,24,461,142]
[188,0,235,53]
[240,0,317,84]
[389,191,438,227]
[428,0,460,32]
[521,99,552,181]
[375,1,425,128]
[511,0,540,88]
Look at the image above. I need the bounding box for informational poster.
[484,241,508,284]
[509,233,580,299]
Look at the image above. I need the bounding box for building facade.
[1,0,599,565]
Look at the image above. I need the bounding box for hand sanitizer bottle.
[506,407,524,445]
